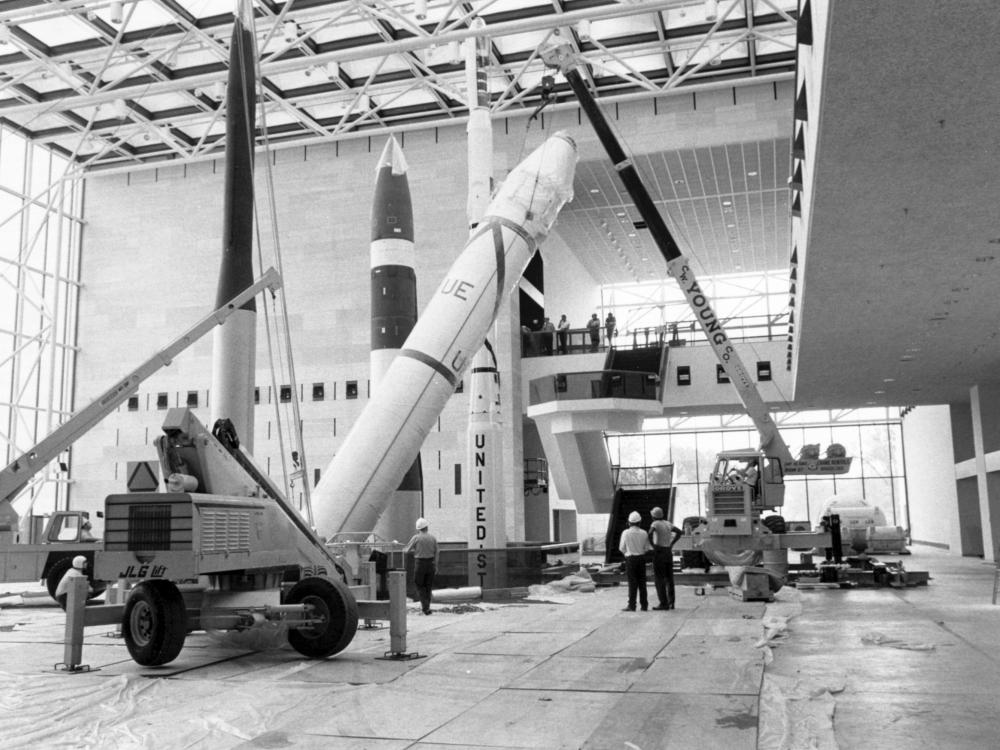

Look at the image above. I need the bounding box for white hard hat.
[72,555,87,570]
[651,507,664,519]
[415,517,429,530]
[628,511,641,524]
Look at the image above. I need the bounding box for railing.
[520,313,789,358]
[611,463,674,489]
[528,369,659,406]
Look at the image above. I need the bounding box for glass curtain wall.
[0,124,84,518]
[607,408,907,528]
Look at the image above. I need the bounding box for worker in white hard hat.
[403,517,439,615]
[648,507,683,610]
[618,511,652,612]
[54,555,90,611]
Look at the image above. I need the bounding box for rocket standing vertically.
[311,133,577,538]
[370,136,423,543]
[211,0,257,451]
[463,20,507,587]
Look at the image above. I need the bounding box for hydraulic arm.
[0,267,282,514]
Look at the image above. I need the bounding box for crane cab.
[706,449,785,535]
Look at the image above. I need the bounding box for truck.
[0,509,105,600]
[541,40,849,594]
[0,268,281,603]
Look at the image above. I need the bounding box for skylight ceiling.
[0,0,799,171]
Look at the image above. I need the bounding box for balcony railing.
[528,370,659,406]
[520,313,789,358]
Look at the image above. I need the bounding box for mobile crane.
[540,39,849,596]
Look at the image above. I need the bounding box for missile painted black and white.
[370,135,422,543]
[210,0,257,451]
[312,133,578,537]
[466,340,506,588]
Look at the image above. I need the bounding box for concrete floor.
[0,546,997,749]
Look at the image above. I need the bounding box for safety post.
[378,569,423,660]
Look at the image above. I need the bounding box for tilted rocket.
[311,133,577,537]
[210,0,257,452]
[369,136,422,543]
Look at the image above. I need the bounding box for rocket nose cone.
[550,130,577,152]
[376,135,408,176]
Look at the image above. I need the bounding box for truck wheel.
[286,576,358,659]
[45,556,107,605]
[123,580,187,666]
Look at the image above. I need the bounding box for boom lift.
[0,269,281,601]
[541,40,849,594]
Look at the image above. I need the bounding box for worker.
[618,511,652,612]
[648,507,683,610]
[54,555,90,611]
[79,520,96,542]
[403,517,438,615]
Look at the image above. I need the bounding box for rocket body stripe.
[398,348,458,388]
[312,134,576,536]
[211,0,257,450]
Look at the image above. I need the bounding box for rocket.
[369,135,422,543]
[466,341,506,588]
[465,17,493,230]
[463,22,507,586]
[210,0,257,452]
[311,132,577,537]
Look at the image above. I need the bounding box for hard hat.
[628,511,641,524]
[72,555,87,570]
[415,517,429,530]
[651,507,664,519]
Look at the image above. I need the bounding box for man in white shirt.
[618,511,652,611]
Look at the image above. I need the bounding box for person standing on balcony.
[587,313,601,351]
[556,314,570,354]
[605,312,617,346]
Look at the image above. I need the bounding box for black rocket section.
[370,139,416,352]
[215,7,256,312]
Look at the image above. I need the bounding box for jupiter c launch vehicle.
[311,133,577,539]
[210,0,257,452]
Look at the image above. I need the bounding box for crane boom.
[0,267,282,509]
[541,41,793,464]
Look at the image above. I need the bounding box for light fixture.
[577,19,591,41]
[414,0,427,21]
[211,80,224,100]
[283,21,298,43]
[325,61,340,79]
[708,40,721,65]
[0,25,10,45]
[358,93,370,109]
[448,40,461,65]
[704,0,719,22]
[110,0,123,24]
[112,98,128,118]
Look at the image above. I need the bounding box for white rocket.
[463,20,507,586]
[311,133,578,537]
[466,341,506,588]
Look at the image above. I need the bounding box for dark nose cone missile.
[312,132,577,537]
[211,0,258,451]
[370,135,422,542]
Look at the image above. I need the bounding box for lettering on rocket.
[440,278,475,300]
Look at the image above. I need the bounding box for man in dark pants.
[404,517,439,615]
[648,506,683,610]
[618,511,652,611]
